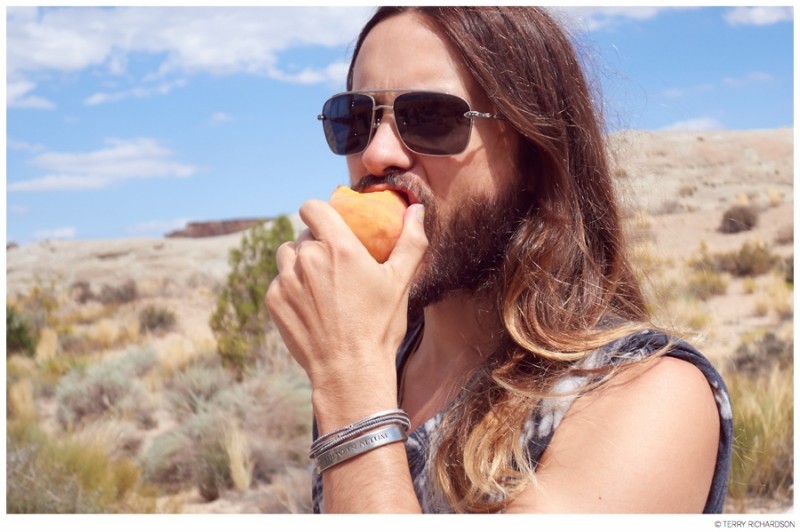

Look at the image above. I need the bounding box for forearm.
[265,201,430,513]
[312,384,422,513]
[321,440,422,513]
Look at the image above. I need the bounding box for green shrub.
[140,410,232,501]
[142,365,312,499]
[719,204,758,234]
[7,306,38,356]
[214,368,312,482]
[55,348,157,429]
[210,216,294,372]
[7,283,59,357]
[139,304,177,335]
[165,360,232,416]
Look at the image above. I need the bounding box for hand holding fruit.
[265,185,427,408]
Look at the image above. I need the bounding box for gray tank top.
[312,324,733,513]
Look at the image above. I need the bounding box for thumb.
[386,203,428,281]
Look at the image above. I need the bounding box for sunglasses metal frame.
[317,89,504,156]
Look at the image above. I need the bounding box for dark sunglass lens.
[394,92,471,155]
[321,94,374,155]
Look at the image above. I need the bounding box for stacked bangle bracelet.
[310,409,411,472]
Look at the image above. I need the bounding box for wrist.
[311,381,398,434]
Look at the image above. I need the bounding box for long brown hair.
[349,7,650,512]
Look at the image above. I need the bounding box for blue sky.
[5,6,794,244]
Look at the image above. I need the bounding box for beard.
[409,185,529,315]
[354,172,530,316]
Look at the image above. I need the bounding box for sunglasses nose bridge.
[372,103,394,129]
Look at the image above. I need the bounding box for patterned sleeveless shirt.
[312,322,733,513]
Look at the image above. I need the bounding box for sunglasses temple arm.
[465,111,504,121]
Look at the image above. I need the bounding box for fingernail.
[412,203,425,224]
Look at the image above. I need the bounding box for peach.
[329,185,407,263]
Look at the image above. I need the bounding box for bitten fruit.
[329,185,407,263]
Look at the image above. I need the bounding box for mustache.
[352,172,435,209]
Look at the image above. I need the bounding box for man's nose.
[359,106,413,175]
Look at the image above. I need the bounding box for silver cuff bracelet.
[315,423,408,472]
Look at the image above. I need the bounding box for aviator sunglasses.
[317,90,504,156]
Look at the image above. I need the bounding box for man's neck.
[419,290,501,367]
[400,289,503,429]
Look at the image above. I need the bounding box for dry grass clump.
[686,270,729,300]
[741,278,758,294]
[719,204,759,234]
[155,332,206,377]
[90,317,141,350]
[725,329,794,510]
[55,348,158,430]
[7,418,157,513]
[691,240,782,278]
[766,187,785,207]
[8,378,38,421]
[98,279,139,306]
[726,365,793,508]
[225,421,254,492]
[624,210,656,244]
[758,274,793,321]
[71,419,144,460]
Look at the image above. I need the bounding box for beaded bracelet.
[315,423,408,473]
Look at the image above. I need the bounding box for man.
[266,7,732,513]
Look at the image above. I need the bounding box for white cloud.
[723,71,774,87]
[8,204,30,215]
[661,82,714,99]
[209,112,234,125]
[661,117,725,132]
[8,138,45,153]
[7,6,375,106]
[724,7,793,26]
[553,7,691,32]
[34,226,77,240]
[83,79,187,106]
[125,218,190,236]
[8,138,198,192]
[7,79,56,109]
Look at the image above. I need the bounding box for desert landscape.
[6,128,794,513]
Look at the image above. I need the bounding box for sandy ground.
[6,128,794,513]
